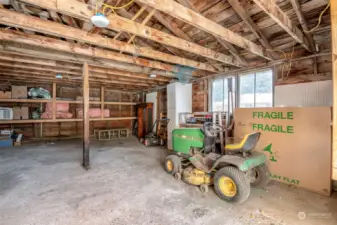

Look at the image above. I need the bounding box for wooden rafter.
[175,0,248,65]
[289,0,316,52]
[122,8,157,54]
[227,0,278,59]
[20,0,243,67]
[0,54,169,85]
[0,39,178,78]
[136,0,270,60]
[251,0,311,52]
[0,8,218,72]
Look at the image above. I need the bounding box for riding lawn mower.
[164,122,270,203]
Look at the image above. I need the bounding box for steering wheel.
[203,122,224,134]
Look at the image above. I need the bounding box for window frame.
[238,69,274,108]
[210,68,274,111]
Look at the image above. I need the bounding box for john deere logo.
[263,144,278,162]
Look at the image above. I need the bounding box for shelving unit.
[0,83,138,124]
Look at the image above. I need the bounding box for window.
[211,76,236,112]
[239,69,273,108]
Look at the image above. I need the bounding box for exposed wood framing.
[0,39,179,78]
[0,9,218,72]
[101,86,104,119]
[289,0,316,52]
[52,82,56,120]
[175,0,248,65]
[82,62,90,170]
[20,0,243,67]
[136,0,270,60]
[252,0,311,52]
[332,0,337,189]
[227,0,278,59]
[113,5,148,40]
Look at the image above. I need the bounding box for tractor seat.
[225,132,261,152]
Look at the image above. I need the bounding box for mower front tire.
[214,166,250,203]
[164,155,181,175]
[250,163,271,188]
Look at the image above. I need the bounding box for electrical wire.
[305,0,330,33]
[102,0,135,15]
[266,48,286,79]
[286,42,296,78]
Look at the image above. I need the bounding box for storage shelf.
[0,99,52,103]
[90,117,136,121]
[0,117,137,124]
[0,99,137,105]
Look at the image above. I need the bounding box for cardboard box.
[0,91,11,99]
[13,107,29,120]
[11,85,27,99]
[234,107,332,196]
[21,107,29,120]
[13,142,22,147]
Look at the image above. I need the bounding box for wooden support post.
[119,92,122,117]
[332,0,337,190]
[82,62,90,170]
[52,82,56,120]
[101,86,104,119]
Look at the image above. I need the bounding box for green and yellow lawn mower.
[164,122,270,203]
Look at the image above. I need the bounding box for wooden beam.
[175,0,247,65]
[289,0,316,52]
[0,61,80,75]
[101,86,104,119]
[52,82,56,120]
[20,0,242,67]
[0,39,179,78]
[82,62,90,169]
[227,0,278,59]
[113,5,147,40]
[0,9,218,72]
[135,0,269,60]
[332,0,337,190]
[251,0,311,52]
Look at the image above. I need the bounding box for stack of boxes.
[0,85,29,120]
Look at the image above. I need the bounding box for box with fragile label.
[234,107,332,196]
[11,86,27,99]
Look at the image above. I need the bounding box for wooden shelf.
[0,99,52,103]
[56,100,83,104]
[90,117,136,121]
[0,99,137,105]
[90,101,137,105]
[0,117,137,124]
[0,119,83,124]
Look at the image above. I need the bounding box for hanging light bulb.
[91,13,110,28]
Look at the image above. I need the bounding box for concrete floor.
[0,137,336,225]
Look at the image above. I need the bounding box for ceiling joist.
[20,0,243,67]
[135,0,271,60]
[251,0,311,52]
[0,8,218,73]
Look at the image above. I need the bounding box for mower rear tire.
[164,155,181,175]
[250,163,271,188]
[214,166,250,203]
